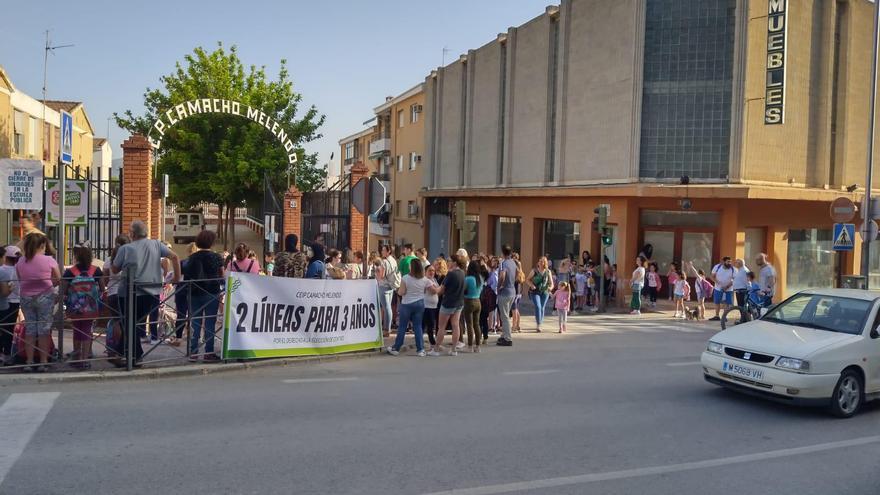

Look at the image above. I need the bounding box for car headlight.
[706,341,723,354]
[776,357,810,372]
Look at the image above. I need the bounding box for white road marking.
[0,392,60,485]
[502,370,560,376]
[666,361,703,367]
[421,435,880,495]
[282,377,360,384]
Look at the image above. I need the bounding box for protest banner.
[222,272,382,359]
[0,159,43,210]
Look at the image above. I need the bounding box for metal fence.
[0,268,228,373]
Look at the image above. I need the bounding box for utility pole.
[42,30,73,266]
[862,0,880,289]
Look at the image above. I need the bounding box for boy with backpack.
[62,241,105,369]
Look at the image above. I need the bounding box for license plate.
[722,361,765,381]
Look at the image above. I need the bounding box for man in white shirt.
[709,256,735,321]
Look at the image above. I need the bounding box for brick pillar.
[120,134,153,235]
[283,185,303,243]
[349,162,369,253]
[150,181,162,240]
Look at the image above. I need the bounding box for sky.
[0,0,551,176]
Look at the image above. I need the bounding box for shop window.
[786,229,837,294]
[542,220,580,268]
[494,216,521,254]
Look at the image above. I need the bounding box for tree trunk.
[216,203,224,243]
[227,202,237,249]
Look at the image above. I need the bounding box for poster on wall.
[45,179,88,226]
[222,273,382,359]
[0,159,43,210]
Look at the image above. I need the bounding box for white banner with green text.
[222,272,382,359]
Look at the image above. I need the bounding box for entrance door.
[643,228,716,297]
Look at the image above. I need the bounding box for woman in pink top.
[16,233,61,372]
[554,281,571,333]
[226,243,261,274]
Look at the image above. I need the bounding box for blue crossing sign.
[60,110,73,165]
[833,223,855,251]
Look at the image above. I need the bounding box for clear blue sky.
[1,0,550,175]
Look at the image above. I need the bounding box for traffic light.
[454,200,467,228]
[602,233,613,246]
[593,206,607,230]
[460,220,477,245]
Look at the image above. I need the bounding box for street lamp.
[862,1,880,289]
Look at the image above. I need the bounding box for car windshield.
[762,293,872,335]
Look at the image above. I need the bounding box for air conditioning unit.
[407,203,420,216]
[414,104,423,113]
[415,155,422,163]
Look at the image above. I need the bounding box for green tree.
[115,43,326,246]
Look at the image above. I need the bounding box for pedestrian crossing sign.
[833,223,855,251]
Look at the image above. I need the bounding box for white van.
[172,210,205,244]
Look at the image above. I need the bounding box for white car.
[702,289,880,418]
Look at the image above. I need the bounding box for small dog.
[684,307,700,321]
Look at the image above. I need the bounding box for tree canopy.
[115,43,327,211]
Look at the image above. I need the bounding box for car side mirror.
[871,328,880,339]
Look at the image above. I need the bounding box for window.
[542,220,581,267]
[344,141,355,161]
[787,229,837,294]
[407,201,416,218]
[27,117,39,157]
[639,0,736,179]
[397,155,403,172]
[398,110,405,128]
[409,152,417,171]
[494,217,522,254]
[410,104,419,123]
[13,110,25,155]
[395,200,401,218]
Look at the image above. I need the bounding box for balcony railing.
[369,138,391,156]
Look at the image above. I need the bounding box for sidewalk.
[0,298,722,385]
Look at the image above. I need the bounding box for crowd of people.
[0,216,782,371]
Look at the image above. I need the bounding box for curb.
[0,349,383,386]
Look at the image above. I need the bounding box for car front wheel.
[829,369,863,418]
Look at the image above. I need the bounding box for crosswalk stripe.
[0,392,60,486]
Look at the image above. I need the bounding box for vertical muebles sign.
[765,0,788,124]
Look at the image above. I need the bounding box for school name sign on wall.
[764,0,788,125]
[222,273,382,359]
[148,98,299,165]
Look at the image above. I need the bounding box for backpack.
[307,260,325,279]
[66,265,101,318]
[232,259,255,273]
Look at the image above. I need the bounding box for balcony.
[369,138,391,157]
[370,222,391,237]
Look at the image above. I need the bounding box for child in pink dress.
[555,282,571,333]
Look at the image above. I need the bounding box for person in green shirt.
[399,243,418,278]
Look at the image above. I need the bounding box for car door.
[867,303,880,394]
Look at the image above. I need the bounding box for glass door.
[644,230,675,297]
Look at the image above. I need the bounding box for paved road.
[0,316,877,494]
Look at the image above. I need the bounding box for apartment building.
[373,84,425,249]
[0,65,97,242]
[423,0,880,297]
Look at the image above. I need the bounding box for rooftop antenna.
[442,46,450,66]
[42,30,75,118]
